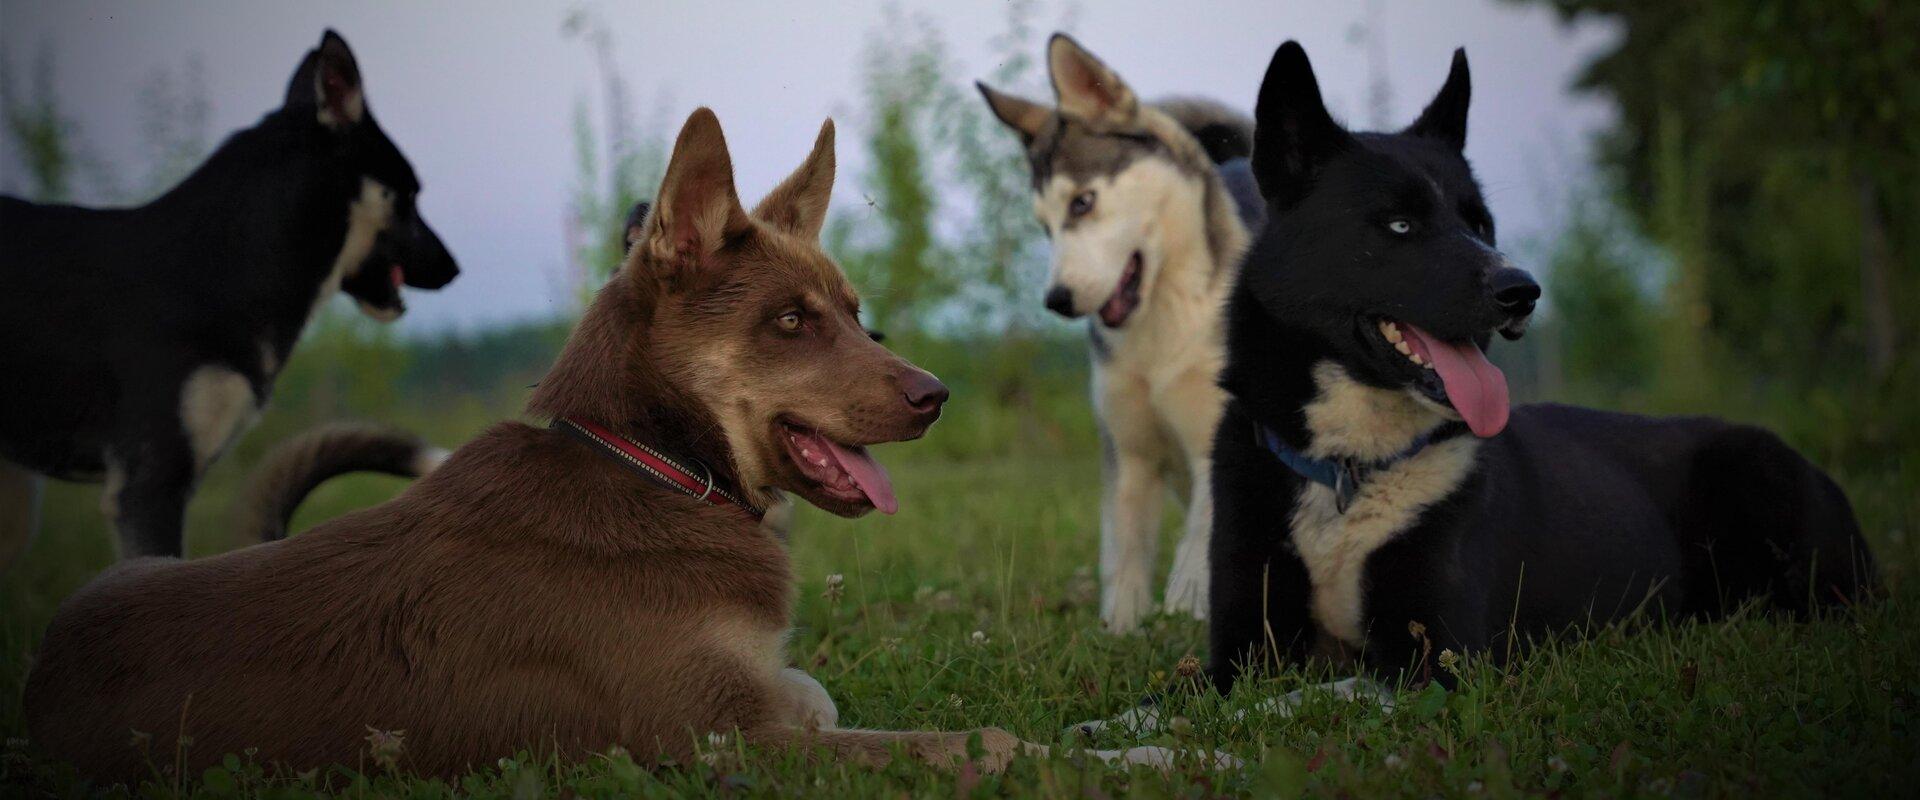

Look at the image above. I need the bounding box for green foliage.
[5,448,1916,797]
[1544,190,1661,401]
[563,7,669,291]
[0,46,77,202]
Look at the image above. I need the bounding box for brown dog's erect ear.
[285,30,365,129]
[1048,33,1137,126]
[639,108,750,279]
[977,82,1052,144]
[751,119,836,240]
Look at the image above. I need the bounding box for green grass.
[3,397,1917,797]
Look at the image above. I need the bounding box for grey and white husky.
[979,34,1258,632]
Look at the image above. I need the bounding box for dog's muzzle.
[1490,267,1539,340]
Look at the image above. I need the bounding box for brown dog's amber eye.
[1068,191,1096,218]
[776,311,802,331]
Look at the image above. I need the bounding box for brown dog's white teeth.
[1394,341,1413,356]
[1380,320,1403,344]
[1409,352,1426,366]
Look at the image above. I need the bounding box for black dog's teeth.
[1376,319,1435,371]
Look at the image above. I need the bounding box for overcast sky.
[1,0,1614,333]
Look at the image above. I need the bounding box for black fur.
[0,30,455,558]
[1206,42,1874,693]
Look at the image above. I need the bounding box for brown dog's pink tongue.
[822,440,898,514]
[1404,324,1511,437]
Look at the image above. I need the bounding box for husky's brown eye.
[1068,191,1096,218]
[775,311,803,332]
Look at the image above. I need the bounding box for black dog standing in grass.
[0,31,457,562]
[1205,42,1874,691]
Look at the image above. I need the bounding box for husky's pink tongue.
[822,439,898,514]
[1403,323,1511,437]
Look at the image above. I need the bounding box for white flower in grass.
[1383,753,1406,770]
[822,573,845,602]
[970,630,989,646]
[1467,780,1485,794]
[947,693,965,709]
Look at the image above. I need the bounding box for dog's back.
[24,421,795,779]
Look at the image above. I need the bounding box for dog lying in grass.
[25,108,1213,781]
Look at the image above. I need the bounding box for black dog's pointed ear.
[284,29,364,129]
[1405,48,1470,151]
[1251,41,1353,208]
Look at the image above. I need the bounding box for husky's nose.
[1044,285,1076,317]
[902,370,949,415]
[1490,268,1540,317]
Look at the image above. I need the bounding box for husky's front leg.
[1101,446,1165,634]
[1162,457,1212,619]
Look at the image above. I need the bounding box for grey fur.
[1153,97,1255,163]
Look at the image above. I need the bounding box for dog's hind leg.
[1681,426,1876,615]
[0,459,43,570]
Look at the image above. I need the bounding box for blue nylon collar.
[1254,421,1467,513]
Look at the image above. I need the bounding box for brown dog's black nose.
[1044,285,1075,317]
[903,371,949,414]
[1490,267,1540,316]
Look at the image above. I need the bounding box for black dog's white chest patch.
[1287,363,1480,644]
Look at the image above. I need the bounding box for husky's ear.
[977,83,1051,145]
[752,119,836,240]
[1405,48,1470,152]
[285,30,365,129]
[1251,41,1354,209]
[639,108,751,282]
[1048,34,1138,125]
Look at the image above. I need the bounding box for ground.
[2,435,1915,798]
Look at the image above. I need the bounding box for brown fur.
[23,108,1014,781]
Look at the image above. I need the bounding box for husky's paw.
[1069,703,1163,738]
[1161,555,1209,620]
[1100,576,1154,634]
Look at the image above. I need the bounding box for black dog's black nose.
[1490,268,1540,314]
[1044,285,1075,317]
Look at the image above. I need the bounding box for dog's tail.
[237,423,448,541]
[1154,97,1254,164]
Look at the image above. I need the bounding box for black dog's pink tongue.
[822,440,898,514]
[1403,323,1510,437]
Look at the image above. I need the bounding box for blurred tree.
[0,46,77,202]
[1516,0,1917,387]
[829,6,952,336]
[562,7,668,294]
[1546,187,1661,400]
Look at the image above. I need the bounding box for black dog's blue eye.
[1386,219,1414,235]
[1069,191,1096,218]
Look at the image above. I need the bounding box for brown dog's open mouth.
[780,420,898,514]
[1098,251,1143,328]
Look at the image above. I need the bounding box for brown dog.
[24,109,1101,781]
